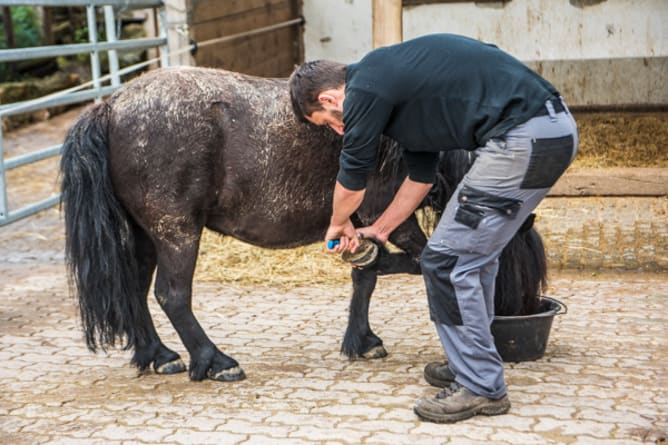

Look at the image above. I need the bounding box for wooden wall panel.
[189,0,302,78]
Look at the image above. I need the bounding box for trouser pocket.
[444,186,524,254]
[521,134,575,189]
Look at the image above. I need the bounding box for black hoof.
[208,366,246,382]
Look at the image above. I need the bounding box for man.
[289,33,577,423]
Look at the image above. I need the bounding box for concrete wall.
[303,0,667,106]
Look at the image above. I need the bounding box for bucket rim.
[493,296,567,321]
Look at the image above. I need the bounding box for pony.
[61,67,546,382]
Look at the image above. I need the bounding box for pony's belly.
[205,212,327,249]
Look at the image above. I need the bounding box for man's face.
[306,105,344,136]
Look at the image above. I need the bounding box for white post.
[164,0,193,66]
[86,5,102,98]
[372,0,403,48]
[103,5,120,87]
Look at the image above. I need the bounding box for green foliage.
[1,6,42,81]
[0,6,41,49]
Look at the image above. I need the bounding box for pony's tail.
[60,103,148,352]
[494,214,548,316]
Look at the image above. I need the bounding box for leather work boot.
[414,383,511,423]
[423,361,456,388]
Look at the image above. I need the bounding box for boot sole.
[414,398,511,424]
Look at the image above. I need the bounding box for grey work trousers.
[421,98,578,399]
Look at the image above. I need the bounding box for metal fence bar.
[0,85,119,117]
[2,0,162,7]
[158,6,169,67]
[0,37,167,63]
[5,145,63,170]
[0,126,7,223]
[86,5,102,96]
[103,5,121,87]
[196,17,305,50]
[0,86,117,117]
[2,195,61,226]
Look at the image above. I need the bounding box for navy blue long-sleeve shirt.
[338,33,559,190]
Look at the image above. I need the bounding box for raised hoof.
[362,345,388,359]
[208,366,246,382]
[155,358,187,375]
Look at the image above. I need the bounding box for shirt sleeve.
[402,149,439,184]
[337,88,394,191]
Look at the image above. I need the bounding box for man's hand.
[326,181,366,255]
[355,226,388,244]
[325,219,360,254]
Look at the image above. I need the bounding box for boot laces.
[436,382,462,399]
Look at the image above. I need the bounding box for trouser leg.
[422,102,578,400]
[480,258,499,320]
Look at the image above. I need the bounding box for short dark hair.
[288,60,347,122]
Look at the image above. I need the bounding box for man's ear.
[318,87,344,108]
[317,91,338,106]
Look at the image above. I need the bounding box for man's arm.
[325,181,365,253]
[357,177,433,243]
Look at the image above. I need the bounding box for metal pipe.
[158,6,169,67]
[103,5,121,87]
[1,0,162,7]
[0,195,61,227]
[0,80,120,117]
[4,145,63,170]
[86,5,102,96]
[0,125,7,223]
[196,17,305,50]
[0,37,167,63]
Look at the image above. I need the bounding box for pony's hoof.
[362,345,388,359]
[209,366,246,382]
[156,358,187,375]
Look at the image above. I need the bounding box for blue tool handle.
[327,239,340,249]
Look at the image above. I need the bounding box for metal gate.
[0,0,169,226]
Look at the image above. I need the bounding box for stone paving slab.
[0,262,666,445]
[535,196,668,272]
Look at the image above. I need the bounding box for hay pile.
[195,230,353,288]
[571,112,668,168]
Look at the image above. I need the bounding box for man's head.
[289,60,347,135]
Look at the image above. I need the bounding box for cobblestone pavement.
[1,245,667,444]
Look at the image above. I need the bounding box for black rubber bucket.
[491,296,567,362]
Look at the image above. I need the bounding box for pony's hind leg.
[153,229,245,382]
[129,227,186,375]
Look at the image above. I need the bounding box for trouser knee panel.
[421,245,462,326]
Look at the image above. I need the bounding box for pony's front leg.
[341,215,426,359]
[153,237,245,382]
[341,245,423,359]
[342,266,386,359]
